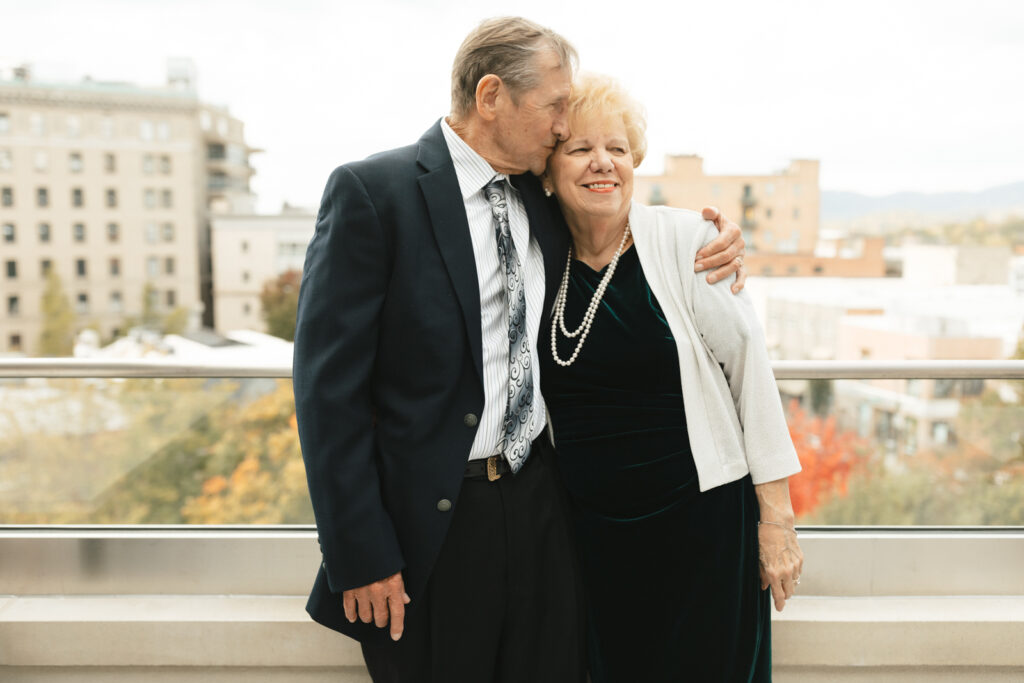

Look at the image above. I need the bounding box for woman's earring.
[544,187,553,197]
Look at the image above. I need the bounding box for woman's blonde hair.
[567,73,648,168]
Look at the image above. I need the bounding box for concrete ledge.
[773,596,1024,667]
[0,596,361,667]
[3,594,1024,671]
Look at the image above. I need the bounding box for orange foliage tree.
[785,400,865,518]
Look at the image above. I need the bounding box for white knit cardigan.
[628,201,801,491]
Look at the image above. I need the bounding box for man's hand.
[343,571,411,641]
[696,206,747,294]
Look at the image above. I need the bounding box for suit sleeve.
[293,165,404,593]
[689,223,802,485]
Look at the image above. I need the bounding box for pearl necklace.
[550,222,632,367]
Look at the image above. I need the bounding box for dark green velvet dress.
[541,246,772,683]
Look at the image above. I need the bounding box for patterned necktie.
[484,177,534,473]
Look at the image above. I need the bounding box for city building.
[634,155,821,254]
[211,205,314,333]
[0,60,257,354]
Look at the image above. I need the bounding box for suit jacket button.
[463,413,478,428]
[322,561,327,570]
[436,499,452,512]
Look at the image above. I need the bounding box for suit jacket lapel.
[416,122,484,382]
[512,173,570,317]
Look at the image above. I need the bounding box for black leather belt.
[464,454,512,481]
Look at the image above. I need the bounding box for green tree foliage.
[260,269,301,341]
[37,269,76,357]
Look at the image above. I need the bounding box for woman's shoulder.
[630,202,717,246]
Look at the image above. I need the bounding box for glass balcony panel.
[0,377,313,525]
[0,366,1021,527]
[785,378,1024,525]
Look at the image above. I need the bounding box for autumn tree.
[785,401,865,519]
[37,269,76,356]
[260,269,301,341]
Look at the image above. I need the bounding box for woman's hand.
[753,477,803,611]
[757,521,804,611]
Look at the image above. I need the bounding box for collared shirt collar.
[441,117,515,200]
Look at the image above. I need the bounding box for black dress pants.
[360,440,586,683]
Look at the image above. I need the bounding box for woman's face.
[546,112,634,227]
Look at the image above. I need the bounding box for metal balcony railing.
[0,358,1021,379]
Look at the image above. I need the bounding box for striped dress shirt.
[440,119,547,461]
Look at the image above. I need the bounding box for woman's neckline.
[572,242,636,276]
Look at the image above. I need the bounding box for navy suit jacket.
[292,120,569,639]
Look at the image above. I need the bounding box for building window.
[243,302,251,315]
[207,143,226,160]
[29,114,45,136]
[0,112,9,134]
[240,240,249,253]
[146,287,159,310]
[765,183,775,196]
[73,223,86,242]
[104,153,116,173]
[145,222,158,243]
[813,265,824,275]
[762,266,773,276]
[156,122,170,141]
[160,155,172,174]
[5,260,16,279]
[38,222,50,242]
[1,186,11,207]
[164,257,175,275]
[66,116,81,137]
[106,188,117,208]
[100,116,114,139]
[109,258,120,277]
[7,295,18,315]
[76,259,87,278]
[37,187,48,207]
[110,291,123,313]
[41,259,52,276]
[139,120,154,141]
[9,334,21,352]
[166,290,176,307]
[242,270,250,283]
[793,207,800,220]
[765,207,773,219]
[107,222,119,243]
[217,118,228,136]
[161,223,174,242]
[142,154,155,175]
[72,188,84,208]
[144,189,156,209]
[34,150,48,172]
[69,152,83,173]
[0,149,10,170]
[793,183,802,197]
[75,293,89,314]
[3,223,15,242]
[147,257,159,278]
[161,189,172,208]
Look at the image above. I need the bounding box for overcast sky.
[3,0,1022,212]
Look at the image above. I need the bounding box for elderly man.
[293,16,745,683]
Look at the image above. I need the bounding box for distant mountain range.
[821,182,1024,230]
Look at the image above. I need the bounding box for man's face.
[492,51,571,176]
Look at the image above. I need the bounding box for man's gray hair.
[450,17,578,118]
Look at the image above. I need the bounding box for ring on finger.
[734,255,744,267]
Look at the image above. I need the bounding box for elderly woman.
[539,74,804,682]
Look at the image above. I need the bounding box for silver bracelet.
[758,520,798,535]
